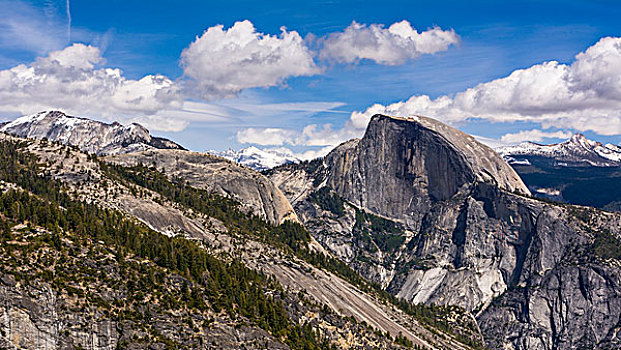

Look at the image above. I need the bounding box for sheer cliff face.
[268,114,621,350]
[323,115,529,222]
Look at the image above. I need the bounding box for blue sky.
[1,0,620,154]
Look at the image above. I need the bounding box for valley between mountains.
[1,111,620,350]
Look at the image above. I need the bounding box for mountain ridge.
[3,110,621,349]
[268,114,621,350]
[0,110,298,226]
[0,110,185,155]
[0,118,482,350]
[497,133,621,167]
[211,146,301,171]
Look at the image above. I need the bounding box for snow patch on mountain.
[0,111,184,155]
[211,146,302,171]
[497,133,621,167]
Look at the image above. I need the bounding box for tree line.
[0,139,335,350]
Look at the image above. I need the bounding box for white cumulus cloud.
[297,146,334,160]
[319,20,459,65]
[236,128,300,146]
[348,37,621,136]
[499,129,573,144]
[250,37,621,151]
[181,20,321,99]
[299,123,360,146]
[236,123,360,147]
[0,43,182,123]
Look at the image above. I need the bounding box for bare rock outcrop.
[323,115,529,221]
[268,114,621,350]
[105,149,298,225]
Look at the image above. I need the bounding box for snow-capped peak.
[1,110,183,155]
[210,146,301,171]
[497,133,621,167]
[570,133,599,149]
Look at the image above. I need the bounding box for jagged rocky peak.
[0,110,184,155]
[497,132,621,167]
[323,114,529,217]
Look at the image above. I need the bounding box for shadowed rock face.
[269,114,542,305]
[326,115,528,203]
[323,115,529,225]
[268,114,621,350]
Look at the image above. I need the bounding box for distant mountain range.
[211,146,301,171]
[497,133,621,210]
[497,133,621,167]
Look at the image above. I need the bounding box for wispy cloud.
[0,1,66,55]
[66,0,71,42]
[0,0,101,58]
[155,99,347,130]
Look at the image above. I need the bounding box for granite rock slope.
[268,114,621,350]
[0,111,297,226]
[0,132,472,350]
[105,149,298,225]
